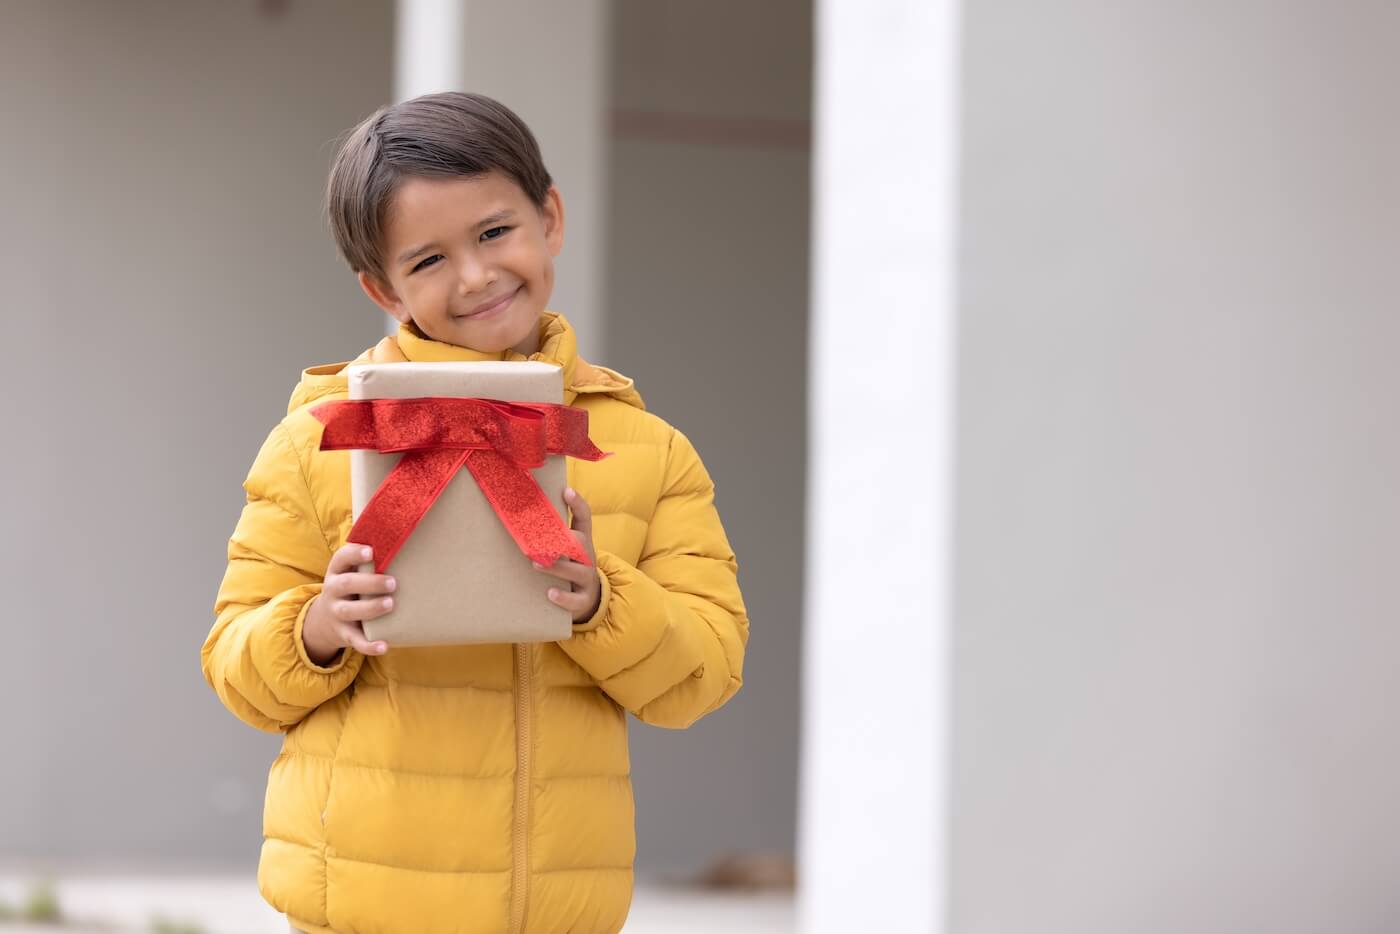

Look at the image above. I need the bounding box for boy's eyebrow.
[394,211,519,265]
[474,209,515,229]
[396,242,437,265]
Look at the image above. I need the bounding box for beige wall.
[0,0,392,866]
[607,0,811,875]
[952,3,1400,931]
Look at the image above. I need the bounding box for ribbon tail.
[349,448,471,574]
[463,450,592,567]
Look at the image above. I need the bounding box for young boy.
[202,91,748,934]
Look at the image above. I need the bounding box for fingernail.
[385,577,397,592]
[548,588,559,600]
[532,561,543,569]
[374,642,387,654]
[362,547,372,560]
[565,487,575,499]
[383,597,394,610]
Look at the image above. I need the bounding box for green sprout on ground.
[21,880,62,922]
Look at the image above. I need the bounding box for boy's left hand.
[533,487,602,623]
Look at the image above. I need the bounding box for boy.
[202,91,748,934]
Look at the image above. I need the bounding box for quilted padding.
[202,313,748,934]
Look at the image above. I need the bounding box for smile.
[458,285,522,321]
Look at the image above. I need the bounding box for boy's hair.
[326,91,553,281]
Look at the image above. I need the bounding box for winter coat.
[202,312,748,934]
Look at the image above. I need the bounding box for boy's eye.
[410,254,443,273]
[481,226,510,242]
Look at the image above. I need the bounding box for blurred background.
[2,1,1399,933]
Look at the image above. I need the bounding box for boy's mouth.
[458,285,522,321]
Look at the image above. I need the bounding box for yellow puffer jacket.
[202,312,748,934]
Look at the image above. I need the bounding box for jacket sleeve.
[559,428,749,729]
[202,421,364,733]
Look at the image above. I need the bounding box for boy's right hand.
[302,544,396,666]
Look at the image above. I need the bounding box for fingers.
[303,593,390,661]
[335,620,388,656]
[325,571,397,601]
[531,557,594,587]
[328,596,393,656]
[328,593,396,623]
[317,545,395,657]
[565,487,592,538]
[537,552,601,621]
[329,542,375,575]
[546,584,595,616]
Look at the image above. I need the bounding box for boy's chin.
[414,312,537,354]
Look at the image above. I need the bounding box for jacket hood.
[286,311,644,415]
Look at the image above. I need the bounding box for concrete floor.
[0,875,795,933]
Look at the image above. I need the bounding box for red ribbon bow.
[310,397,609,574]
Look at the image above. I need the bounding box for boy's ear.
[542,186,565,257]
[358,271,411,324]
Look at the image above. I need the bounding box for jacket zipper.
[508,642,533,933]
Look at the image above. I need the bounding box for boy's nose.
[455,259,493,295]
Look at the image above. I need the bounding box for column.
[800,1,962,932]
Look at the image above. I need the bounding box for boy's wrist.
[301,597,344,666]
[572,564,612,632]
[574,587,603,624]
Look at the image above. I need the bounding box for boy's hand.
[302,543,395,666]
[533,487,602,624]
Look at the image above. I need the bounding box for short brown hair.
[326,91,553,280]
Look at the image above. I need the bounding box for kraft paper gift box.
[331,360,588,647]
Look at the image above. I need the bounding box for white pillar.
[800,2,962,932]
[393,0,611,359]
[394,0,464,102]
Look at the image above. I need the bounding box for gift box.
[312,361,604,647]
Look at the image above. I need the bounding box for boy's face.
[359,171,564,354]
